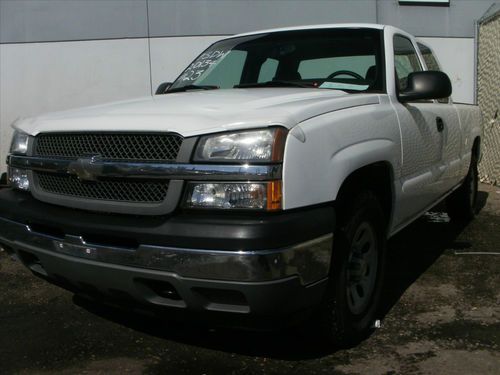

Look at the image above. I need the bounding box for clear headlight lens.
[194,128,286,162]
[10,131,30,155]
[185,181,282,210]
[8,167,30,191]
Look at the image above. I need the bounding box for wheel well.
[335,162,393,225]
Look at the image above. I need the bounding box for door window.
[394,35,422,91]
[417,43,441,71]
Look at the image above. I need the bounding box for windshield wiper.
[167,84,219,93]
[234,80,312,89]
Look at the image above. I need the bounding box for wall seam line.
[146,0,153,96]
[0,34,233,46]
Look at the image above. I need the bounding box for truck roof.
[231,23,387,39]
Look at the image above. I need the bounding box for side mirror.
[398,71,451,102]
[155,82,172,95]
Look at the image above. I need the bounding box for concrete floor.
[1,184,499,375]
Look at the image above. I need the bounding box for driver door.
[392,35,448,222]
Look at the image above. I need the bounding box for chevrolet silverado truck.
[0,24,481,345]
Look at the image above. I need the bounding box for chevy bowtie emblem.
[68,155,103,181]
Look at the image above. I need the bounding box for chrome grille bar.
[8,155,282,181]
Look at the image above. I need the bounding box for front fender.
[282,103,401,210]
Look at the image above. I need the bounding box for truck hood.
[15,88,380,137]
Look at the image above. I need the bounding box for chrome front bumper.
[0,216,332,285]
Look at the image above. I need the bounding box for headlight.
[10,130,31,155]
[185,181,282,210]
[8,167,30,191]
[194,127,287,162]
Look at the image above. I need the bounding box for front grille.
[34,133,183,161]
[36,172,169,203]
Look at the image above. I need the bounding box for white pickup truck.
[1,24,481,345]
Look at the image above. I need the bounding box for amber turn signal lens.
[266,180,282,211]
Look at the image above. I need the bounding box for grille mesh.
[35,133,183,161]
[36,172,169,203]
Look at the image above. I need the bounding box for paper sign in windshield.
[178,50,229,82]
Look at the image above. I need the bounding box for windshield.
[169,28,385,93]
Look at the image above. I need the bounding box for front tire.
[316,190,387,347]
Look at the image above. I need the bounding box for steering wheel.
[326,70,364,80]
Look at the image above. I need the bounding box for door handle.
[436,117,444,132]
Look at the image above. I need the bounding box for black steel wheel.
[316,190,387,347]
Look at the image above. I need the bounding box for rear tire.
[446,154,478,222]
[316,190,387,348]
